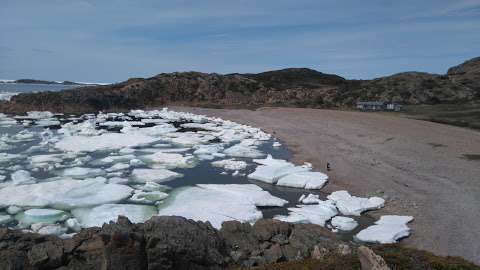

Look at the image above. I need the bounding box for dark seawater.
[0,83,81,101]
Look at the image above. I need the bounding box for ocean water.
[0,83,80,101]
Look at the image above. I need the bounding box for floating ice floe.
[355,215,414,244]
[72,204,157,228]
[211,159,248,171]
[11,170,36,185]
[130,190,168,204]
[130,168,182,183]
[140,152,196,169]
[106,163,130,172]
[298,194,321,204]
[0,215,13,225]
[30,154,64,164]
[158,184,287,229]
[331,216,358,231]
[0,178,133,209]
[277,171,328,190]
[275,200,338,227]
[37,224,67,236]
[223,142,264,158]
[56,133,158,152]
[61,167,105,179]
[16,209,69,226]
[327,191,385,216]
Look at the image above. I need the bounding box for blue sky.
[0,0,479,82]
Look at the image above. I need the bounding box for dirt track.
[172,106,480,264]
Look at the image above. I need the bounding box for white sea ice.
[37,224,67,236]
[0,214,13,225]
[327,191,385,216]
[277,171,328,190]
[6,205,22,215]
[0,178,133,210]
[130,190,168,204]
[140,152,196,169]
[130,168,182,183]
[61,167,105,179]
[30,154,63,164]
[106,163,130,172]
[16,209,69,225]
[72,204,157,228]
[331,216,358,231]
[299,194,321,204]
[56,133,158,153]
[66,218,82,232]
[355,215,414,244]
[211,159,248,171]
[158,184,287,229]
[275,200,338,227]
[248,163,310,184]
[11,170,36,185]
[223,143,264,158]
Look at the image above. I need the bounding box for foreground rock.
[0,216,343,269]
[1,56,479,114]
[1,216,478,270]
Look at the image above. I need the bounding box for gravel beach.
[172,106,480,264]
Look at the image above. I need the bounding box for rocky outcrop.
[1,57,479,114]
[358,246,390,270]
[0,216,345,270]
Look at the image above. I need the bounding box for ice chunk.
[274,200,338,227]
[94,154,136,165]
[66,218,82,232]
[276,171,328,190]
[223,143,264,158]
[56,133,158,153]
[140,152,196,169]
[193,144,224,155]
[130,190,168,204]
[327,191,385,216]
[16,209,69,226]
[355,215,414,244]
[37,224,67,236]
[299,194,321,204]
[0,178,133,210]
[106,163,130,172]
[30,154,63,164]
[331,216,358,231]
[248,163,310,184]
[211,159,248,171]
[11,170,36,185]
[72,204,157,228]
[131,168,182,183]
[158,184,287,229]
[61,167,105,178]
[6,205,22,215]
[0,214,13,225]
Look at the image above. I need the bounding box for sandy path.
[171,106,480,264]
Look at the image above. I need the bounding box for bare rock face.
[0,216,344,270]
[447,57,480,98]
[358,246,390,270]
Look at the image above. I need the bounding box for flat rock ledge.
[0,216,349,270]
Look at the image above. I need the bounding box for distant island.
[0,79,108,86]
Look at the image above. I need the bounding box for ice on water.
[355,215,414,244]
[158,184,287,229]
[0,108,412,243]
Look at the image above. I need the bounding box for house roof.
[356,101,386,106]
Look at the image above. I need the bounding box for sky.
[0,0,479,83]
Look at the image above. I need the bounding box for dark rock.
[144,216,226,270]
[0,216,344,270]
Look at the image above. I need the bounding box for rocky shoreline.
[1,215,478,270]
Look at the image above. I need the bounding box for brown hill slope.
[1,57,479,114]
